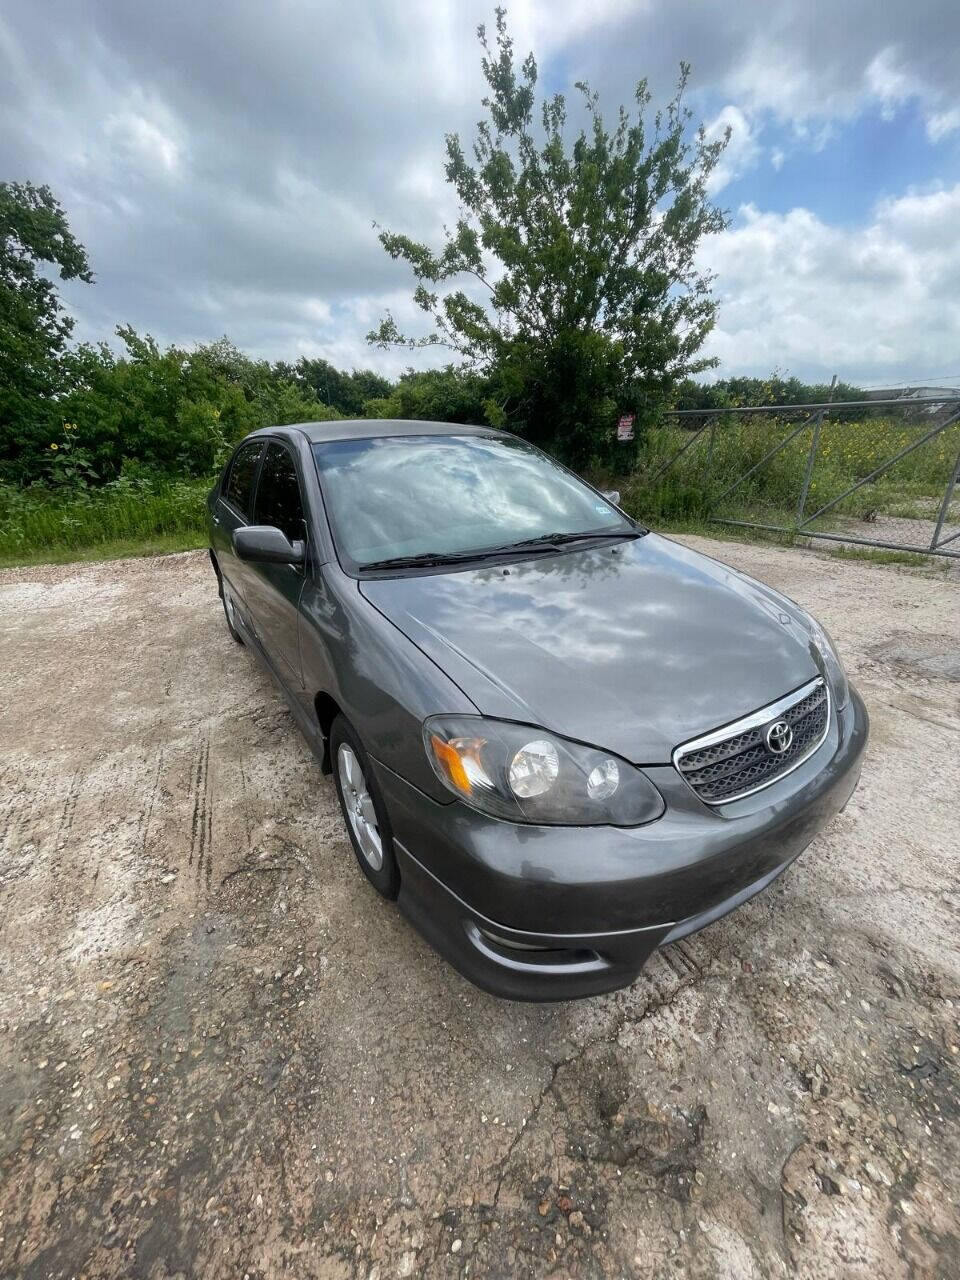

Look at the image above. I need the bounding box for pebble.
[451,1239,462,1254]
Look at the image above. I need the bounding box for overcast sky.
[2,0,959,386]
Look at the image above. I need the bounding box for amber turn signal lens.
[429,734,473,794]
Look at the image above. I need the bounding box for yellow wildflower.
[49,442,59,450]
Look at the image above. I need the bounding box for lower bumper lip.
[373,687,869,1000]
[394,838,822,1001]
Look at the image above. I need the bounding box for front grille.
[674,678,830,804]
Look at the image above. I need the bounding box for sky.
[2,0,959,388]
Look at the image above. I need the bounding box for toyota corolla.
[208,421,868,1000]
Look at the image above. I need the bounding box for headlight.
[423,716,664,826]
[806,617,849,709]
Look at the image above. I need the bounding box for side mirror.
[601,489,621,506]
[233,525,305,565]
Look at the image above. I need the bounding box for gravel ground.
[1,537,958,1279]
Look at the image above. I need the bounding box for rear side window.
[254,442,305,544]
[224,441,263,517]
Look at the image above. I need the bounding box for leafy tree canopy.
[1,181,93,466]
[287,357,392,416]
[14,328,341,485]
[673,373,867,412]
[369,8,730,465]
[364,365,491,424]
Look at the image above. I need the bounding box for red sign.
[617,413,636,441]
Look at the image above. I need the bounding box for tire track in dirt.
[1,760,51,859]
[139,747,165,865]
[54,767,84,855]
[0,773,23,855]
[188,734,213,891]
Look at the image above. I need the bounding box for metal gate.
[641,395,960,559]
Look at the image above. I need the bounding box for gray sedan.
[207,420,868,1000]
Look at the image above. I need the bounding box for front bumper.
[373,688,869,1000]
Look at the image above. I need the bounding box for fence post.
[930,443,960,550]
[796,373,836,527]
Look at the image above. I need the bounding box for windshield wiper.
[493,528,645,552]
[359,550,485,572]
[359,528,645,573]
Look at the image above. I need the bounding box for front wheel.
[221,582,244,645]
[330,715,400,900]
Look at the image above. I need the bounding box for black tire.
[329,714,400,900]
[218,577,244,645]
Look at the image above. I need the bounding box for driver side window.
[223,440,263,518]
[254,442,306,545]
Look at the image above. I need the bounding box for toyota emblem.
[765,720,793,755]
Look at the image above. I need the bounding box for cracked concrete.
[0,537,958,1278]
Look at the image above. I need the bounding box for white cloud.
[926,107,960,142]
[105,109,181,175]
[865,47,914,120]
[862,44,960,138]
[700,184,960,381]
[704,104,762,193]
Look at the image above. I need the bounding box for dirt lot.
[1,537,958,1279]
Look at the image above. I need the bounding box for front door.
[245,440,309,687]
[214,438,265,638]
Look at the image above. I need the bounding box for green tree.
[53,329,342,483]
[363,365,490,423]
[369,9,730,467]
[672,374,866,412]
[0,181,93,478]
[291,357,392,415]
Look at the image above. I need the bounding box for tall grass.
[0,476,210,564]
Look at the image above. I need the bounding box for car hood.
[359,533,820,762]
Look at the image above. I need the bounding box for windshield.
[312,433,635,569]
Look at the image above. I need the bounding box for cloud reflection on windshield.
[312,434,627,564]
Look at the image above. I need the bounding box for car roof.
[247,419,506,445]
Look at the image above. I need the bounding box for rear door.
[213,438,265,633]
[245,439,309,686]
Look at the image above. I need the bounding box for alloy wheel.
[337,744,383,871]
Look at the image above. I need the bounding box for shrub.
[5,329,343,486]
